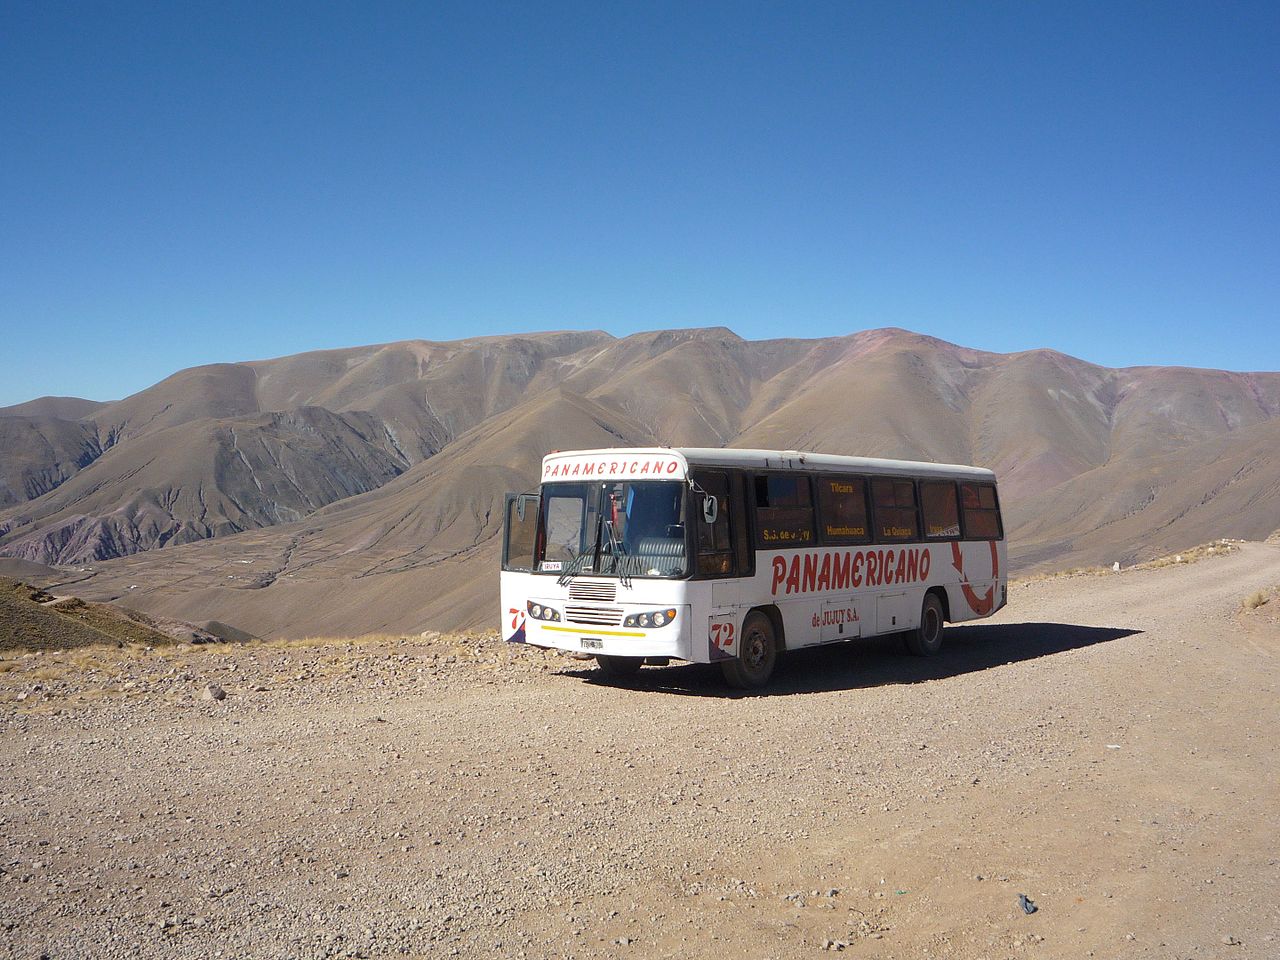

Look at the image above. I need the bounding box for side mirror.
[702,496,719,524]
[516,494,535,521]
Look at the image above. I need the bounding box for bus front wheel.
[721,612,778,688]
[596,655,644,678]
[905,593,945,657]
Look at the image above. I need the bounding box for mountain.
[0,396,107,420]
[1009,416,1280,568]
[0,407,409,561]
[0,332,610,559]
[3,326,1279,637]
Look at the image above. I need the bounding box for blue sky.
[2,1,1277,406]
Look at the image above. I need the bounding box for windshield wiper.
[556,552,594,587]
[602,517,625,557]
[617,552,643,589]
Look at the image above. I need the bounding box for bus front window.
[538,483,599,568]
[598,481,686,578]
[535,480,686,578]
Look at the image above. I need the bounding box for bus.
[499,448,1006,687]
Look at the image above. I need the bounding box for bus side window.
[920,481,961,539]
[754,474,815,547]
[694,471,734,577]
[871,477,919,541]
[960,482,1003,539]
[817,474,870,543]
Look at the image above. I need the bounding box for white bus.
[500,448,1006,687]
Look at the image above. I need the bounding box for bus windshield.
[537,480,687,579]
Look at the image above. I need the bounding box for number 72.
[710,621,736,649]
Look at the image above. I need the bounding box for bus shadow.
[561,622,1142,697]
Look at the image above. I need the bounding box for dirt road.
[2,544,1278,959]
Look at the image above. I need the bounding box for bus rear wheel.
[721,612,778,689]
[905,592,945,657]
[596,654,643,678]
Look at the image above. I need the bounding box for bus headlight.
[623,609,677,629]
[526,601,561,622]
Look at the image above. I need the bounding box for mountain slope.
[0,417,103,508]
[0,332,610,553]
[1009,416,1280,569]
[0,577,175,651]
[0,396,106,420]
[0,407,408,563]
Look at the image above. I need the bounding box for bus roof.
[540,447,997,483]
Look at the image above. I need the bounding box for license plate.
[581,638,603,650]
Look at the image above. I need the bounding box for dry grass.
[254,630,502,656]
[264,631,421,650]
[1134,539,1242,570]
[1014,540,1249,586]
[1243,588,1275,612]
[1012,565,1112,585]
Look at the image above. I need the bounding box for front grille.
[564,605,624,627]
[568,580,617,602]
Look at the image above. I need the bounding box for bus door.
[502,492,540,570]
[500,492,539,643]
[694,472,745,663]
[694,472,736,605]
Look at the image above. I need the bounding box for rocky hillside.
[0,577,177,650]
[0,332,609,561]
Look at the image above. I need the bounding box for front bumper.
[525,604,691,660]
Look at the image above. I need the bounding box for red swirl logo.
[951,541,999,615]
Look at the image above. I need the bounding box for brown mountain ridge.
[2,326,1278,636]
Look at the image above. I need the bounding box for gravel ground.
[2,544,1278,959]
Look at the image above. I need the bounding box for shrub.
[1244,590,1271,610]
